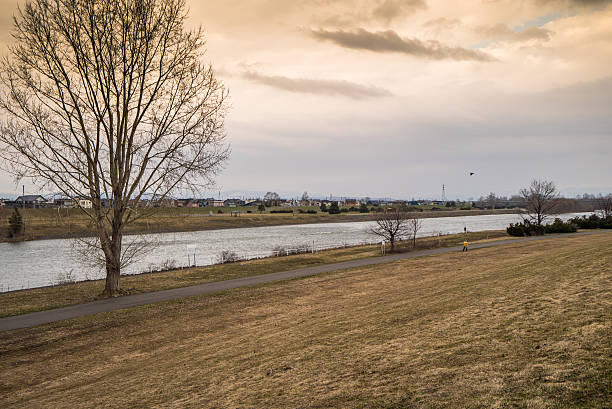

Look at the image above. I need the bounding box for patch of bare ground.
[0,233,610,408]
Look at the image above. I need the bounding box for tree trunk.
[102,224,123,297]
[390,237,395,252]
[103,261,121,297]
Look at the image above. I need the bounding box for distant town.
[0,191,602,213]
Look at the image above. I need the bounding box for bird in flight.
[469,172,475,176]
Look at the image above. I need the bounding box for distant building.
[77,199,93,209]
[15,195,51,208]
[224,199,245,207]
[177,198,199,208]
[54,198,75,208]
[201,198,224,207]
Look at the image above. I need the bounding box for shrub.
[569,214,612,229]
[258,204,266,212]
[270,209,293,214]
[8,208,24,238]
[328,202,340,214]
[544,218,577,234]
[320,203,328,212]
[217,209,223,214]
[506,220,546,237]
[306,209,317,214]
[218,250,239,264]
[359,203,369,213]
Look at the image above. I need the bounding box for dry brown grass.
[0,231,509,318]
[1,232,610,408]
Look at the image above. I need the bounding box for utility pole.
[442,184,447,205]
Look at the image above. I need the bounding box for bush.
[306,209,317,214]
[569,214,612,229]
[320,203,328,212]
[544,218,577,234]
[506,220,546,237]
[359,203,369,213]
[8,208,24,238]
[217,250,240,264]
[328,202,340,214]
[217,209,223,214]
[270,209,293,214]
[258,204,266,212]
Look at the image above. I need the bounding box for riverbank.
[1,232,610,408]
[0,230,511,317]
[0,207,520,243]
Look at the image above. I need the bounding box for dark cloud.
[477,24,553,42]
[243,71,393,99]
[310,28,494,61]
[372,0,427,24]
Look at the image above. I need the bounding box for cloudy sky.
[1,0,611,199]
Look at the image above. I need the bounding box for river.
[0,212,589,292]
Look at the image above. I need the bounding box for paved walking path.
[0,232,604,332]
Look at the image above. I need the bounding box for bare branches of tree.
[368,208,410,252]
[407,217,423,247]
[595,194,612,219]
[0,0,229,296]
[519,179,559,226]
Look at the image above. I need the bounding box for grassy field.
[0,230,509,318]
[1,232,610,408]
[0,206,519,242]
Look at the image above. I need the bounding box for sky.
[0,0,611,200]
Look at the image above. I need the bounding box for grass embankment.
[1,233,610,408]
[0,230,509,318]
[0,206,520,242]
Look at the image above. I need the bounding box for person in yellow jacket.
[462,240,469,252]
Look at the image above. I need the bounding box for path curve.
[0,232,605,332]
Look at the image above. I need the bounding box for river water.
[0,212,589,292]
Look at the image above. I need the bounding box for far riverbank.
[0,208,521,243]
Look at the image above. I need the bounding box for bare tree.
[407,217,423,247]
[486,192,498,210]
[368,208,410,252]
[595,194,612,218]
[264,192,280,207]
[519,179,559,226]
[0,0,229,296]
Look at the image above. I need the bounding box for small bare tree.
[595,194,612,218]
[368,208,410,252]
[407,217,423,247]
[519,179,559,226]
[0,0,229,296]
[486,192,498,210]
